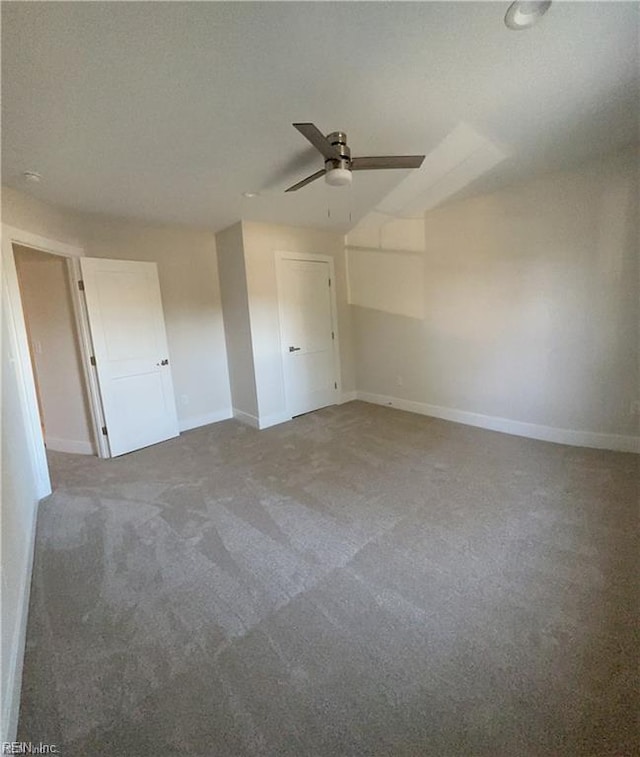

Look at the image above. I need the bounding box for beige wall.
[79,214,232,430]
[352,148,639,440]
[347,214,425,253]
[14,246,94,453]
[2,185,84,247]
[216,222,259,418]
[346,247,425,320]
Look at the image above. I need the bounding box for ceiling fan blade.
[285,168,327,192]
[293,123,342,161]
[351,155,425,171]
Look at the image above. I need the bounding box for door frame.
[274,250,342,416]
[2,225,108,498]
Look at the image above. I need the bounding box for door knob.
[288,346,301,352]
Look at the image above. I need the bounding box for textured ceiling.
[2,2,638,232]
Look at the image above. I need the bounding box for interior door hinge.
[90,356,96,366]
[334,382,338,389]
[331,331,335,340]
[102,425,108,436]
[328,278,331,287]
[78,280,85,291]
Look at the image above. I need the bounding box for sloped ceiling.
[2,2,638,232]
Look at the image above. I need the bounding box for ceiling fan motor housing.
[326,131,351,173]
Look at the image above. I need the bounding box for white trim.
[1,226,77,499]
[233,408,260,429]
[66,258,110,458]
[1,496,39,743]
[339,391,358,404]
[2,224,84,259]
[232,407,291,430]
[178,408,233,432]
[45,437,95,455]
[356,392,640,453]
[258,411,292,430]
[274,250,343,415]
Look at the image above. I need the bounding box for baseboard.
[45,436,94,455]
[258,412,292,430]
[1,498,39,743]
[339,391,358,404]
[179,408,233,432]
[356,391,640,453]
[232,408,292,430]
[232,408,260,429]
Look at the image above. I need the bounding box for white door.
[80,257,179,456]
[278,257,338,417]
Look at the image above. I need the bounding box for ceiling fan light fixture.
[325,167,352,187]
[504,0,551,30]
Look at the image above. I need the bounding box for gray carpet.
[18,401,639,756]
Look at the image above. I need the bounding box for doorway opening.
[2,224,112,501]
[4,224,181,502]
[13,244,96,459]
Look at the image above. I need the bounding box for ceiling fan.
[285,123,425,192]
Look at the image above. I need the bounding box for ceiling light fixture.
[325,167,353,187]
[504,0,551,30]
[23,170,42,183]
[242,191,260,198]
